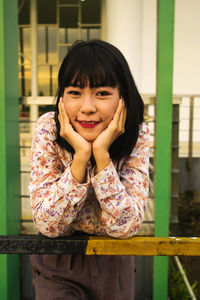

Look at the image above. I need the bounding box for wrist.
[93,146,108,158]
[74,149,91,163]
[93,151,111,173]
[73,153,90,166]
[71,153,90,184]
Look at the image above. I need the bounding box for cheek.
[63,102,75,120]
[105,101,119,120]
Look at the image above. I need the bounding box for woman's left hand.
[92,98,126,163]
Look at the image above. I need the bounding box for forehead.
[65,70,118,89]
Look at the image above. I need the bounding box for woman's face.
[62,84,120,141]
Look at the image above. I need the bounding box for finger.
[112,98,123,124]
[116,98,125,125]
[121,100,127,128]
[58,99,71,141]
[58,97,64,119]
[118,100,126,134]
[59,98,70,125]
[58,99,66,131]
[58,98,63,124]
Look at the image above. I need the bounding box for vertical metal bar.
[50,65,53,96]
[30,0,38,134]
[78,0,81,39]
[187,96,194,171]
[57,0,60,63]
[0,0,20,299]
[153,1,175,300]
[19,27,25,96]
[45,25,49,64]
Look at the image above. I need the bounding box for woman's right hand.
[58,98,92,162]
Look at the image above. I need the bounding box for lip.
[77,121,100,128]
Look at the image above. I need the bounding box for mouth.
[77,121,100,128]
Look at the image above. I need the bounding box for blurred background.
[2,0,200,299]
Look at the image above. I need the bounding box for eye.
[96,91,111,97]
[68,90,81,96]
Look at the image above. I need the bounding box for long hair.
[55,39,144,161]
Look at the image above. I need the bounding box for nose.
[80,95,97,114]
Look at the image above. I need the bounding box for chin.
[79,131,99,142]
[83,135,97,142]
[77,129,101,142]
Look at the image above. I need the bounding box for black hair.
[55,39,144,161]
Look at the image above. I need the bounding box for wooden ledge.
[0,236,200,256]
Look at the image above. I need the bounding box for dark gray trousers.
[30,254,135,300]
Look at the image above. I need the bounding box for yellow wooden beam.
[1,236,200,256]
[86,236,200,256]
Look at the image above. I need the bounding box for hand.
[58,98,92,160]
[92,98,127,155]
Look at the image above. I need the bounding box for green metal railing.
[154,1,175,299]
[0,1,20,300]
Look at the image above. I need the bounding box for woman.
[29,39,149,300]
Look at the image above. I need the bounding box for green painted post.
[153,0,175,300]
[0,0,20,299]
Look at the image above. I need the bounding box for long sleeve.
[29,112,90,237]
[91,123,149,239]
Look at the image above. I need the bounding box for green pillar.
[0,0,20,299]
[153,0,175,300]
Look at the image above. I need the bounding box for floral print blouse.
[29,112,149,239]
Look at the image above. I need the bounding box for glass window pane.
[38,0,56,24]
[59,7,78,28]
[38,27,46,64]
[48,65,58,96]
[19,118,30,134]
[59,46,70,63]
[21,172,31,197]
[19,0,30,25]
[38,66,50,96]
[81,0,101,24]
[81,29,88,41]
[20,142,31,171]
[19,66,24,97]
[68,28,79,43]
[59,28,67,44]
[52,66,58,96]
[24,66,31,96]
[48,27,57,64]
[21,196,32,220]
[23,28,31,65]
[89,28,100,40]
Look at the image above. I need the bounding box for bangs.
[60,45,119,89]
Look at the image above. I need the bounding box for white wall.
[141,0,156,94]
[141,0,200,95]
[104,0,143,89]
[173,0,200,95]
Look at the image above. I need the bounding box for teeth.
[82,121,96,124]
